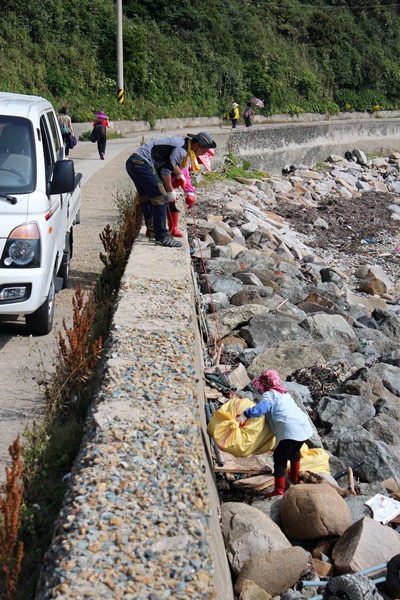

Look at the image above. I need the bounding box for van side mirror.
[48,160,75,195]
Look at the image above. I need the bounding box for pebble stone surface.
[36,237,220,599]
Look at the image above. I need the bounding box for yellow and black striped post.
[117,88,124,105]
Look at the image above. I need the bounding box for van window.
[0,116,35,194]
[46,110,62,159]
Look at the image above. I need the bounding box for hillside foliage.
[1,0,400,122]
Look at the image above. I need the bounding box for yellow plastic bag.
[292,443,330,474]
[207,397,275,457]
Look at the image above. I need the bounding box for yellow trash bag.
[207,396,275,457]
[292,443,330,475]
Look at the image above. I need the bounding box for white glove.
[167,190,177,202]
[237,413,248,426]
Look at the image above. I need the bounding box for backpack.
[243,108,250,119]
[60,123,71,135]
[90,122,105,143]
[229,108,235,119]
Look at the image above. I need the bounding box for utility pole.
[116,0,124,105]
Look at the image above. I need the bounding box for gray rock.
[332,516,400,574]
[299,314,358,351]
[207,304,269,339]
[369,362,400,397]
[322,425,400,482]
[231,289,267,306]
[204,257,242,275]
[234,546,310,597]
[240,314,313,351]
[317,394,375,429]
[199,274,243,297]
[364,413,400,444]
[202,291,230,312]
[248,341,326,380]
[209,224,235,245]
[373,308,400,343]
[344,495,373,524]
[234,272,264,286]
[221,502,291,576]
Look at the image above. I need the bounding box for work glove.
[176,173,186,189]
[167,190,177,202]
[236,413,248,427]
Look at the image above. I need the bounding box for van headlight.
[1,223,41,268]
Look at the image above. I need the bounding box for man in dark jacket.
[126,132,216,248]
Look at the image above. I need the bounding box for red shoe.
[289,461,301,484]
[264,476,286,498]
[168,211,183,237]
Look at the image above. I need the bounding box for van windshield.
[0,117,35,194]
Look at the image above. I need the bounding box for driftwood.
[211,447,272,475]
[231,474,275,491]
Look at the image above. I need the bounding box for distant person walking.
[243,102,255,128]
[58,107,74,158]
[230,102,239,129]
[92,110,109,160]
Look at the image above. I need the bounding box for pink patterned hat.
[252,369,287,394]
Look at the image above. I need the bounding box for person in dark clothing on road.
[93,110,109,160]
[243,102,255,128]
[125,132,217,248]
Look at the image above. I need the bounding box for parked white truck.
[0,92,82,335]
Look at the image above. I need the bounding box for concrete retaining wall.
[37,233,233,599]
[225,118,400,175]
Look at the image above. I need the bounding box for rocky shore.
[190,148,400,599]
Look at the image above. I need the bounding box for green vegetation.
[1,0,400,121]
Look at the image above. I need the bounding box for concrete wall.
[37,233,234,599]
[222,118,400,175]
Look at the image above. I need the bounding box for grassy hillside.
[1,0,400,122]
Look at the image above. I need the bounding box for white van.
[0,92,82,335]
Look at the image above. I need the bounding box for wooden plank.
[231,474,275,491]
[205,388,225,400]
[211,447,272,474]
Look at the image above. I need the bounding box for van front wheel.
[26,272,56,336]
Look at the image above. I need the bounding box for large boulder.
[221,502,291,576]
[299,314,358,351]
[247,341,326,380]
[336,367,397,403]
[240,314,313,350]
[364,412,400,445]
[322,425,400,482]
[332,516,400,574]
[280,484,352,541]
[369,362,400,397]
[207,304,268,339]
[317,394,375,429]
[234,546,310,597]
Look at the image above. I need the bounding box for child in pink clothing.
[167,147,215,236]
[167,168,196,237]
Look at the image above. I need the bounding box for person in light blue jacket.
[237,369,313,497]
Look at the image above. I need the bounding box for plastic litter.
[365,494,400,525]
